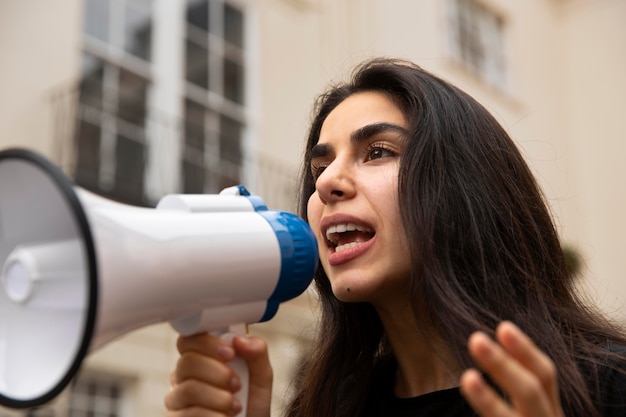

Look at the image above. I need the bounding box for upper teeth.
[325,223,372,243]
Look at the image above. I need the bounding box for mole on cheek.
[346,288,351,292]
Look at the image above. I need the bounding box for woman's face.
[307,91,413,306]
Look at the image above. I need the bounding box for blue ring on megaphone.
[256,211,318,322]
[234,185,268,211]
[0,148,99,409]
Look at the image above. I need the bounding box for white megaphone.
[0,148,318,415]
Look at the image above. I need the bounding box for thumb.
[233,336,273,417]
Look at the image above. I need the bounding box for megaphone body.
[0,148,318,413]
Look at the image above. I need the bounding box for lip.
[327,235,376,266]
[320,214,376,267]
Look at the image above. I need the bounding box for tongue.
[337,231,372,246]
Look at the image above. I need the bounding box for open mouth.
[325,223,375,253]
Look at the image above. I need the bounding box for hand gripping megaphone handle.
[218,324,249,417]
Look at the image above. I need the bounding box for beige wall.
[557,0,626,318]
[0,0,82,159]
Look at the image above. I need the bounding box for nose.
[315,159,355,204]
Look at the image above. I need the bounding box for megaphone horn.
[0,148,318,415]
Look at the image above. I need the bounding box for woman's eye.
[366,145,395,161]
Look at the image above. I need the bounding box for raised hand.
[460,321,565,417]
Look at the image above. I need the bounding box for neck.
[374,300,461,398]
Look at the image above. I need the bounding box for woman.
[165,58,626,417]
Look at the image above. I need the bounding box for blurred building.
[0,0,624,416]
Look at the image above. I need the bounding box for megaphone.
[0,148,318,414]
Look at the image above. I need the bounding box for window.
[447,0,507,89]
[68,374,128,417]
[182,0,246,193]
[75,0,248,204]
[83,0,152,61]
[78,0,152,206]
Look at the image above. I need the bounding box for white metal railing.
[50,85,300,213]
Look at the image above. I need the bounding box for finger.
[467,331,554,416]
[174,351,239,390]
[165,379,242,415]
[460,368,517,417]
[233,336,273,388]
[233,336,273,417]
[177,334,235,361]
[496,321,561,408]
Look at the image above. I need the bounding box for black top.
[362,352,626,417]
[363,385,476,417]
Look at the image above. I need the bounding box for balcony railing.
[50,84,301,213]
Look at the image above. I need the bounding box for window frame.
[181,0,248,194]
[446,0,508,90]
[68,372,132,417]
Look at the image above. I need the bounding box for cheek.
[371,164,399,199]
[306,192,322,236]
[307,195,327,266]
[377,175,400,219]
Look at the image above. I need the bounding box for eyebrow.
[310,122,408,159]
[351,122,408,145]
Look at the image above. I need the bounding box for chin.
[330,282,369,303]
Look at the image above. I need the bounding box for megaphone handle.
[219,324,249,417]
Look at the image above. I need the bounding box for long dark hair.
[287,58,626,417]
